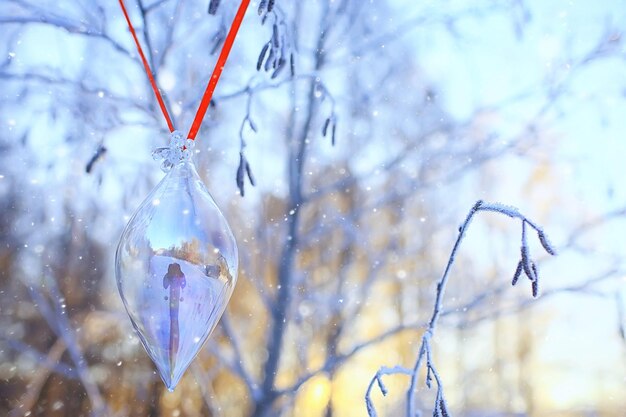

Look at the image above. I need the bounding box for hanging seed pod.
[520,245,534,281]
[537,229,557,255]
[85,144,107,173]
[236,153,246,196]
[532,279,539,298]
[271,57,286,79]
[245,160,255,186]
[208,0,220,15]
[512,260,523,286]
[210,27,226,55]
[272,24,280,47]
[264,47,275,71]
[258,0,267,15]
[530,261,539,283]
[322,117,331,136]
[257,42,270,71]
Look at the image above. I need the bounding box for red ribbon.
[118,0,251,140]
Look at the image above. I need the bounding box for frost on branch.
[365,200,557,417]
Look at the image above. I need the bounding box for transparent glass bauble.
[115,159,238,391]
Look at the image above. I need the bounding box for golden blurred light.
[294,374,332,417]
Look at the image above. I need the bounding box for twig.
[615,292,625,344]
[458,267,618,328]
[0,337,77,379]
[365,366,412,417]
[364,200,557,417]
[8,339,67,417]
[236,91,256,196]
[0,16,131,57]
[28,280,108,417]
[137,0,175,125]
[219,312,261,400]
[191,358,223,417]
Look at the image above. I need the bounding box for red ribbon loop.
[118,0,250,140]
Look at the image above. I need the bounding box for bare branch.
[365,201,556,417]
[27,281,108,417]
[219,312,261,401]
[0,15,131,57]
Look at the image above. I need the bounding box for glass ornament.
[115,132,238,391]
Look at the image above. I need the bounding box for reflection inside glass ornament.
[116,159,238,391]
[163,262,185,371]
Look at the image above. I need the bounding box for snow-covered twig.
[365,366,412,417]
[365,200,557,417]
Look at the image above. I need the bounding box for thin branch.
[365,366,412,417]
[8,339,67,417]
[0,337,77,380]
[155,0,183,72]
[259,12,327,404]
[275,263,616,401]
[364,200,557,417]
[27,279,108,417]
[137,0,175,125]
[219,312,261,401]
[191,358,224,417]
[144,0,171,13]
[0,71,152,115]
[0,16,131,58]
[458,267,620,328]
[617,292,626,344]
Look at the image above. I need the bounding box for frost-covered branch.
[365,366,412,416]
[365,200,557,417]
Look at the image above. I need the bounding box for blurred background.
[0,0,625,416]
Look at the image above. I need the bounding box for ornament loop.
[152,131,196,172]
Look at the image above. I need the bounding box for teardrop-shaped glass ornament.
[115,134,237,391]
